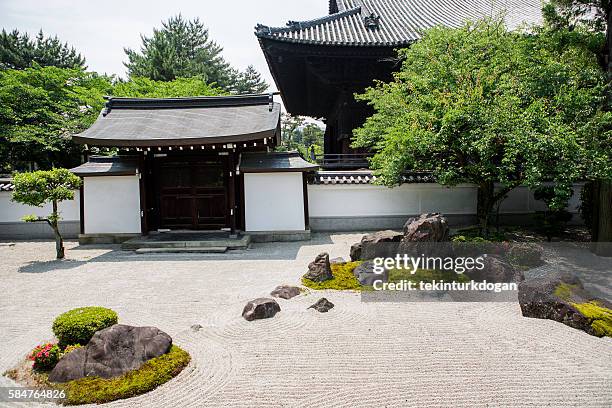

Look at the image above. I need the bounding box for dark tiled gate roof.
[73,94,281,147]
[256,0,542,46]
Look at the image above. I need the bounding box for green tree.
[0,29,85,70]
[0,66,111,173]
[12,168,81,259]
[544,0,612,253]
[279,113,305,150]
[353,18,611,234]
[229,65,268,94]
[112,76,223,98]
[124,15,234,88]
[302,123,324,148]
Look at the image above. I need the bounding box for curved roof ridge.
[255,6,361,36]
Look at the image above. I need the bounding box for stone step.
[121,234,250,251]
[134,247,228,254]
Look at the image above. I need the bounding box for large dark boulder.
[303,252,333,282]
[518,272,612,337]
[49,324,172,383]
[464,255,524,283]
[270,285,301,300]
[355,230,403,261]
[398,213,451,257]
[309,298,335,313]
[353,260,389,286]
[242,298,281,321]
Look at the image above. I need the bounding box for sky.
[0,0,329,93]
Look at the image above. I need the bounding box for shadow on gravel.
[18,259,87,273]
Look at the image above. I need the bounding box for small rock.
[506,243,544,268]
[303,252,333,282]
[49,324,172,383]
[190,324,203,331]
[270,285,302,300]
[309,298,335,313]
[242,298,281,321]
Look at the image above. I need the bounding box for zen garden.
[0,0,611,407]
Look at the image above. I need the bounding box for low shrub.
[29,343,61,371]
[302,261,363,290]
[60,345,191,405]
[52,307,118,348]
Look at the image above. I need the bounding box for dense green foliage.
[0,66,111,172]
[354,18,611,232]
[124,15,267,93]
[278,113,324,161]
[112,76,222,98]
[60,345,191,405]
[0,29,85,70]
[52,307,118,348]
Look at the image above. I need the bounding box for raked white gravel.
[0,234,611,408]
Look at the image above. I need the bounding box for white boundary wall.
[308,183,584,231]
[244,173,305,231]
[0,191,79,222]
[83,176,141,234]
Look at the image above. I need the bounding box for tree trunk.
[477,181,495,236]
[51,200,65,259]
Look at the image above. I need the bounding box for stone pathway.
[0,235,611,407]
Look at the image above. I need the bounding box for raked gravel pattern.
[0,235,611,408]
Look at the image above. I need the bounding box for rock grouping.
[49,324,172,382]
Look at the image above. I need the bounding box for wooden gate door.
[157,156,228,230]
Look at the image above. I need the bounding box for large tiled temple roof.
[255,0,543,47]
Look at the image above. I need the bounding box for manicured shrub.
[29,343,61,371]
[52,307,118,348]
[60,346,191,405]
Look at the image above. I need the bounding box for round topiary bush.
[52,307,118,348]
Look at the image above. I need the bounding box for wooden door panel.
[160,195,193,228]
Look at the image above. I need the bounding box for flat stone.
[242,298,281,321]
[270,285,302,300]
[309,298,334,313]
[49,324,172,383]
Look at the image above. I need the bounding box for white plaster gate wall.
[83,175,141,234]
[244,173,305,231]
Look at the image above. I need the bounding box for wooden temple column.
[228,151,237,236]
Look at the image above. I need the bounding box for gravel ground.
[0,235,611,408]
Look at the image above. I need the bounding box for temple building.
[256,0,542,167]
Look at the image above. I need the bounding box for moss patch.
[571,301,612,338]
[553,283,579,301]
[302,261,363,290]
[59,345,190,405]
